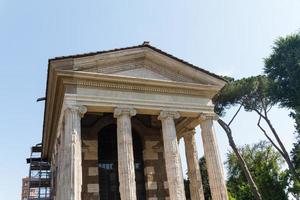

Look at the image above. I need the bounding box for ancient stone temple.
[42,42,228,200]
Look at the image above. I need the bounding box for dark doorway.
[98,124,146,200]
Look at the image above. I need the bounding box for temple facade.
[42,42,228,200]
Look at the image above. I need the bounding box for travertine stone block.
[158,111,186,200]
[146,181,158,190]
[82,140,97,160]
[59,105,87,200]
[200,116,228,200]
[143,151,159,160]
[145,141,160,149]
[184,130,205,200]
[88,167,98,176]
[145,166,155,174]
[114,107,137,200]
[87,184,99,193]
[148,198,158,200]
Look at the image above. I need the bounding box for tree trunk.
[218,119,262,200]
[264,116,300,181]
[255,108,300,181]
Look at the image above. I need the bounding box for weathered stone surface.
[200,117,228,200]
[148,198,158,200]
[88,167,98,176]
[144,166,155,174]
[146,181,158,190]
[184,130,205,200]
[87,184,99,193]
[58,105,87,200]
[143,150,159,160]
[82,140,98,160]
[114,107,137,200]
[143,138,169,199]
[158,111,186,200]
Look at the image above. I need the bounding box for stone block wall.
[81,136,99,200]
[79,114,170,200]
[143,140,169,199]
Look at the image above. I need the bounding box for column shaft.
[184,131,205,200]
[200,118,228,200]
[61,105,87,200]
[158,111,186,200]
[114,108,137,200]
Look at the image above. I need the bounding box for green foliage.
[185,157,234,200]
[264,32,300,133]
[264,32,300,197]
[228,192,237,200]
[184,157,211,199]
[264,33,300,110]
[213,75,273,116]
[292,138,300,172]
[226,141,288,200]
[289,138,300,197]
[199,157,212,200]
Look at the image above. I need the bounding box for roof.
[49,42,225,82]
[42,42,226,158]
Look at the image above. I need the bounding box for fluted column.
[200,115,228,200]
[114,107,137,200]
[61,105,87,200]
[158,111,186,200]
[183,129,205,200]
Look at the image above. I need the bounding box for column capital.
[65,105,87,118]
[114,107,136,118]
[198,113,219,122]
[158,111,180,121]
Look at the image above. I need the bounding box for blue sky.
[0,0,299,199]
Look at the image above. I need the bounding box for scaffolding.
[26,143,52,200]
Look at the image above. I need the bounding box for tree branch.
[228,104,243,126]
[257,115,285,157]
[253,108,267,120]
[218,118,262,200]
[267,105,272,113]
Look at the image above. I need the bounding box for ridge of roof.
[49,42,226,82]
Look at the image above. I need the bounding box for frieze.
[66,79,214,97]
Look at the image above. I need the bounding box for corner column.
[183,129,205,200]
[158,111,186,200]
[114,107,137,200]
[62,105,87,200]
[200,115,228,200]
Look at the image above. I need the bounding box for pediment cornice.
[50,46,226,87]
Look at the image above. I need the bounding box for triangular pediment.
[50,44,226,87]
[77,58,194,83]
[113,68,172,81]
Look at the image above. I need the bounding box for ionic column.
[62,105,87,200]
[200,115,228,200]
[158,111,186,200]
[183,129,205,200]
[114,107,137,200]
